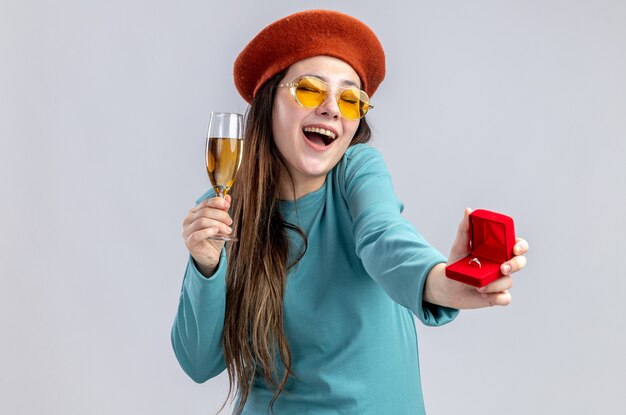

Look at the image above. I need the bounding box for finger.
[188,206,233,226]
[190,196,230,214]
[186,228,226,254]
[514,238,529,256]
[183,205,233,228]
[447,208,475,263]
[184,217,233,239]
[477,275,512,294]
[483,290,512,307]
[186,226,229,245]
[190,198,211,213]
[501,255,527,275]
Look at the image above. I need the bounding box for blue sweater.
[172,144,459,414]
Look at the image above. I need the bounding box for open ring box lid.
[445,209,516,287]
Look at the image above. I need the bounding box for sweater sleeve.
[340,145,459,326]
[170,190,227,382]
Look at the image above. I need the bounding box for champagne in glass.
[207,137,243,196]
[205,112,243,241]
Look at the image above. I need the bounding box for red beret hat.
[233,10,386,103]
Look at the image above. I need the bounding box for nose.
[315,90,340,119]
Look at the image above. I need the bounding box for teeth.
[303,126,336,140]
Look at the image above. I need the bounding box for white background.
[1,0,624,414]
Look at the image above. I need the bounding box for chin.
[299,155,337,176]
[300,164,331,178]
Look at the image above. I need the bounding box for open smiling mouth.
[303,126,337,147]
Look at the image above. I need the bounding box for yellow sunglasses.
[277,76,374,120]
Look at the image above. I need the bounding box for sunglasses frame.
[277,75,373,120]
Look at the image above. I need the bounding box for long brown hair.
[222,69,372,414]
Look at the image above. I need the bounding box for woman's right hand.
[182,194,233,277]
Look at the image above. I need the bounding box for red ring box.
[445,209,516,287]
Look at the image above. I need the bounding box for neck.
[278,171,326,201]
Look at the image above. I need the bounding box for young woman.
[172,10,529,415]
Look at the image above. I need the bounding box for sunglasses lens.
[290,76,371,119]
[294,77,326,107]
[339,88,371,119]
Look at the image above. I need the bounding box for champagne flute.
[205,112,244,241]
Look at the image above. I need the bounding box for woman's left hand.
[424,208,530,309]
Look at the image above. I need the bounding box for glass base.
[207,235,239,242]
